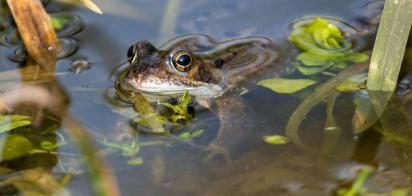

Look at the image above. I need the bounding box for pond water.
[1,0,412,195]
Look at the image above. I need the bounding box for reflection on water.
[1,0,412,195]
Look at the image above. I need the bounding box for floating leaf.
[297,52,329,66]
[0,115,31,133]
[288,17,369,75]
[263,135,290,145]
[50,15,70,31]
[0,134,33,161]
[258,78,317,94]
[127,157,143,166]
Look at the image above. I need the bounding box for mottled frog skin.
[116,34,281,161]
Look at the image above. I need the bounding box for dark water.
[1,0,412,195]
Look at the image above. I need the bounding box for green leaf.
[40,141,56,151]
[181,91,191,108]
[0,115,31,133]
[134,94,167,133]
[258,78,318,93]
[50,16,70,31]
[178,129,204,141]
[160,91,193,123]
[263,135,290,145]
[0,115,30,124]
[336,81,362,92]
[297,52,328,66]
[127,157,143,165]
[288,17,369,75]
[297,64,329,75]
[97,138,141,158]
[0,134,34,161]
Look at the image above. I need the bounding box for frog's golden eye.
[127,44,138,64]
[172,51,193,72]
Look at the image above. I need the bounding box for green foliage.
[160,91,193,123]
[0,134,34,161]
[0,115,31,133]
[263,135,290,145]
[97,137,141,157]
[133,94,168,133]
[127,157,143,166]
[336,80,365,92]
[50,15,70,31]
[97,136,164,166]
[336,167,373,196]
[288,17,369,75]
[40,141,67,151]
[178,129,204,141]
[258,78,317,94]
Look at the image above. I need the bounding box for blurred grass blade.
[367,0,412,91]
[158,0,182,43]
[80,0,103,14]
[6,0,60,72]
[64,115,120,196]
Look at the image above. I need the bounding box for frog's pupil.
[177,54,191,66]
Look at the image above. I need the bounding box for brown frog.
[116,34,282,161]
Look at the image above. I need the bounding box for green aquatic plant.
[0,115,31,133]
[263,135,290,145]
[50,15,71,31]
[0,134,33,161]
[258,78,317,94]
[288,17,369,75]
[336,167,373,196]
[160,91,193,123]
[178,129,204,141]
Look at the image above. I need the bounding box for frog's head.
[120,34,279,100]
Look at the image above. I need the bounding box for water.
[1,0,411,195]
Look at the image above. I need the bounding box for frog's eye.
[172,52,193,72]
[127,44,138,64]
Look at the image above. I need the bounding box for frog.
[115,34,283,162]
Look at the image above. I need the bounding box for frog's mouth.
[123,75,222,98]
